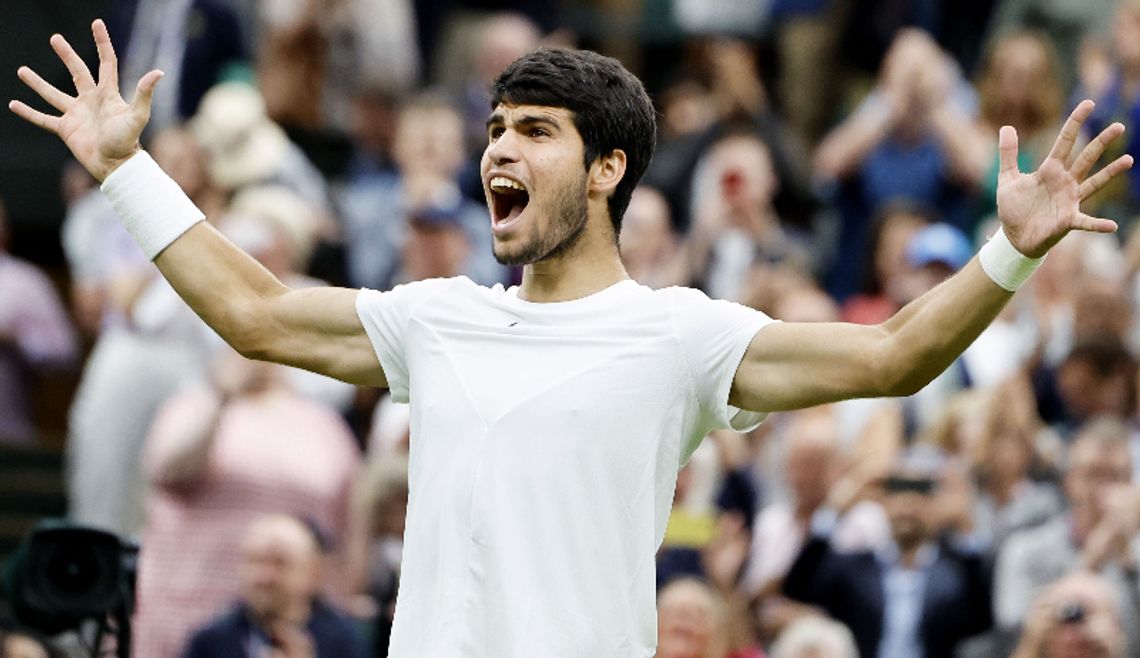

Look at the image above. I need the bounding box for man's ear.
[589,149,627,197]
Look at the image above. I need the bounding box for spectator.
[349,453,409,657]
[840,200,931,325]
[741,408,889,641]
[815,29,985,299]
[106,0,248,133]
[0,197,78,445]
[783,445,993,658]
[257,0,419,132]
[132,348,361,658]
[620,186,686,289]
[688,131,812,302]
[67,128,220,536]
[987,0,1115,91]
[458,13,543,155]
[656,577,765,658]
[190,82,331,216]
[1010,571,1127,658]
[967,376,1063,552]
[338,92,505,290]
[972,30,1066,226]
[768,615,858,658]
[182,514,372,658]
[994,417,1140,652]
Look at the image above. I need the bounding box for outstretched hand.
[997,99,1133,258]
[9,19,162,182]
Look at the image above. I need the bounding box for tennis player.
[10,20,1133,658]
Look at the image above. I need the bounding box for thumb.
[130,69,164,117]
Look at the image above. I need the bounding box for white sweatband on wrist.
[978,227,1044,292]
[100,150,205,260]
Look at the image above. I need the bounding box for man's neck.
[517,225,630,303]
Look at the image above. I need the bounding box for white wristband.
[100,150,205,260]
[978,227,1043,292]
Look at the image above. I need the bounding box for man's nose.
[485,130,520,166]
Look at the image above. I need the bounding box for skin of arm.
[732,101,1134,413]
[9,21,386,387]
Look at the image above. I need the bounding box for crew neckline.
[504,278,639,309]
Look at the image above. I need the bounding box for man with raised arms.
[10,21,1134,658]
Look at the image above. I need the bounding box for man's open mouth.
[489,176,530,225]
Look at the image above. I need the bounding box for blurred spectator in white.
[61,127,223,335]
[769,615,858,658]
[182,514,372,658]
[257,0,418,132]
[67,128,220,536]
[994,417,1140,652]
[972,30,1065,226]
[1011,571,1127,658]
[190,82,331,216]
[0,197,77,445]
[688,131,811,302]
[815,29,984,300]
[106,0,248,133]
[339,92,506,290]
[964,376,1063,552]
[133,348,361,658]
[656,576,765,658]
[742,408,889,641]
[620,186,686,289]
[459,13,542,154]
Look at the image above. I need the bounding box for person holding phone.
[782,445,993,658]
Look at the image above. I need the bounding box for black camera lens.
[43,545,102,594]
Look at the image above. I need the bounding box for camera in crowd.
[2,520,137,658]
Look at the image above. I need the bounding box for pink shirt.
[132,388,361,658]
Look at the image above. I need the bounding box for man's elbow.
[870,337,935,398]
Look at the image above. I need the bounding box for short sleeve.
[355,278,458,403]
[669,287,776,434]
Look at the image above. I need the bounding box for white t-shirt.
[356,276,773,658]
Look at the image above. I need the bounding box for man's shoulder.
[185,604,245,644]
[999,514,1070,560]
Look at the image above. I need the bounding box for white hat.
[191,82,289,191]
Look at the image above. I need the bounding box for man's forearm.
[876,258,1013,396]
[152,222,289,356]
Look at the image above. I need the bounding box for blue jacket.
[181,600,373,658]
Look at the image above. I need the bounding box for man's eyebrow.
[485,113,561,131]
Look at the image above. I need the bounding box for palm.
[9,20,160,181]
[995,100,1131,258]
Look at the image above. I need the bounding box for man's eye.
[489,127,505,140]
[530,128,550,138]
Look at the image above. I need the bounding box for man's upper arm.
[729,320,892,413]
[257,286,388,388]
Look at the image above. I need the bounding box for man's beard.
[493,172,589,266]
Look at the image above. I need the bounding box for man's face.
[882,473,936,549]
[481,104,591,266]
[238,522,318,622]
[1065,443,1132,522]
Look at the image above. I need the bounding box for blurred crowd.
[7,0,1140,656]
